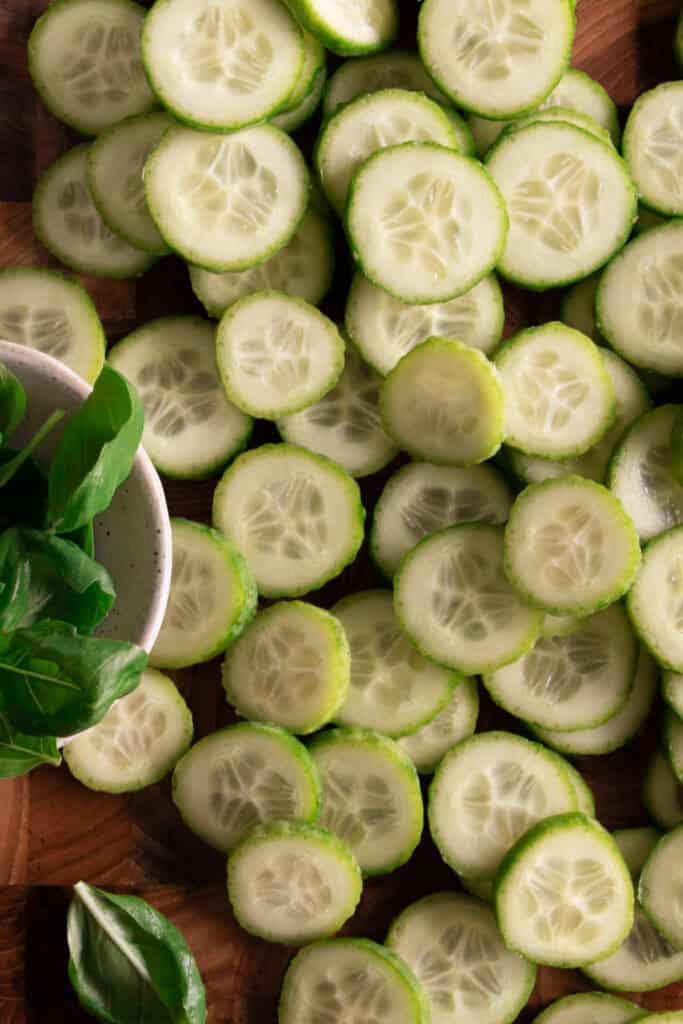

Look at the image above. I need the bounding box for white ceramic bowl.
[0,339,172,652]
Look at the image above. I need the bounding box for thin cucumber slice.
[495,813,634,967]
[643,751,683,830]
[108,316,252,480]
[428,731,578,879]
[380,338,505,467]
[323,52,449,117]
[331,590,457,739]
[667,709,683,783]
[87,112,172,255]
[395,523,542,675]
[277,31,325,116]
[284,0,398,57]
[458,874,494,903]
[347,143,508,305]
[542,614,582,637]
[371,461,512,580]
[614,827,661,878]
[222,601,350,735]
[531,993,646,1024]
[0,267,105,385]
[487,123,636,290]
[639,825,683,949]
[150,518,257,671]
[563,760,596,817]
[628,526,683,672]
[624,83,683,217]
[142,0,304,132]
[216,292,344,420]
[63,669,193,793]
[279,939,430,1024]
[189,208,334,319]
[635,204,669,235]
[172,723,321,853]
[387,891,536,1024]
[28,0,155,136]
[503,476,641,616]
[561,273,602,343]
[278,344,398,479]
[397,677,479,775]
[212,443,364,599]
[271,66,326,133]
[145,124,309,273]
[33,145,155,279]
[583,905,683,992]
[443,109,477,158]
[674,409,683,488]
[664,671,683,719]
[345,272,505,376]
[506,108,613,146]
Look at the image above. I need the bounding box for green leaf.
[65,520,95,559]
[0,710,60,778]
[0,621,147,736]
[0,409,64,489]
[68,882,206,1024]
[47,366,144,534]
[0,363,27,442]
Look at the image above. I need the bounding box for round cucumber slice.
[276,30,325,116]
[635,203,669,236]
[506,107,613,146]
[542,614,583,637]
[583,905,683,992]
[624,82,683,217]
[347,143,508,305]
[664,671,683,719]
[150,518,256,670]
[561,272,602,343]
[212,443,364,599]
[271,65,326,133]
[227,821,362,945]
[172,723,321,853]
[667,709,683,783]
[639,825,683,950]
[284,0,398,57]
[28,0,155,136]
[563,760,596,817]
[323,51,449,117]
[531,993,646,1024]
[108,316,253,480]
[614,827,661,879]
[309,727,423,876]
[331,590,457,739]
[442,110,477,158]
[459,874,494,902]
[387,892,536,1024]
[380,338,505,467]
[628,525,683,672]
[643,751,683,830]
[222,601,350,735]
[63,669,193,793]
[673,409,683,488]
[429,731,578,880]
[397,677,479,775]
[0,267,105,385]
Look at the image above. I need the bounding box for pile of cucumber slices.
[9,0,683,1019]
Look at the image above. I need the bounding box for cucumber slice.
[667,709,683,783]
[643,751,683,830]
[442,110,477,158]
[309,727,423,876]
[284,0,398,57]
[323,51,449,117]
[331,590,457,738]
[212,443,364,598]
[347,143,508,305]
[564,760,596,817]
[271,65,326,133]
[278,344,398,479]
[623,83,683,217]
[87,112,173,255]
[628,526,683,672]
[172,723,321,853]
[428,731,578,879]
[145,124,309,273]
[458,874,494,903]
[276,31,325,117]
[222,601,350,735]
[28,0,155,136]
[189,208,334,319]
[635,203,669,236]
[639,825,683,949]
[583,905,683,992]
[150,518,257,670]
[542,614,583,637]
[506,108,613,146]
[371,461,512,580]
[486,123,636,290]
[673,409,683,487]
[531,993,646,1024]
[33,145,155,279]
[63,669,193,793]
[614,827,661,879]
[395,523,543,675]
[279,938,430,1024]
[397,677,479,775]
[380,339,505,467]
[345,272,505,377]
[387,892,536,1024]
[664,671,683,719]
[561,273,602,343]
[495,813,634,967]
[108,316,253,480]
[0,267,105,385]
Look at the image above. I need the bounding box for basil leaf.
[47,366,144,534]
[65,520,95,559]
[0,539,31,632]
[0,620,146,736]
[0,710,60,777]
[0,363,26,442]
[0,409,64,489]
[68,882,206,1024]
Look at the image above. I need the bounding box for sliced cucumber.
[506,108,612,147]
[323,51,448,117]
[674,409,683,488]
[284,0,398,57]
[28,0,155,136]
[635,203,669,236]
[643,750,683,830]
[678,9,683,70]
[542,614,583,637]
[638,825,683,950]
[150,518,256,671]
[0,267,105,385]
[667,709,683,783]
[664,671,683,719]
[63,669,193,793]
[212,443,364,598]
[624,82,683,217]
[397,677,479,775]
[628,525,683,672]
[172,723,320,853]
[458,874,494,903]
[271,65,326,133]
[531,993,646,1024]
[561,273,602,343]
[276,30,325,118]
[564,761,596,817]
[347,143,508,305]
[222,601,350,735]
[108,316,253,480]
[614,827,661,879]
[442,110,477,158]
[583,905,683,992]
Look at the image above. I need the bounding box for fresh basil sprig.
[0,710,60,777]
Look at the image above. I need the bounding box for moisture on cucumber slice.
[614,827,661,879]
[63,669,193,793]
[643,751,683,830]
[664,671,683,720]
[628,525,683,672]
[623,82,683,217]
[28,0,155,136]
[284,0,398,57]
[666,709,683,784]
[172,723,321,853]
[561,273,602,343]
[639,824,683,950]
[227,820,362,945]
[531,993,646,1024]
[347,143,508,305]
[212,444,364,599]
[222,601,351,736]
[108,316,253,480]
[323,51,449,117]
[150,518,257,671]
[397,677,479,775]
[583,905,683,992]
[0,267,105,385]
[271,65,326,133]
[309,727,423,876]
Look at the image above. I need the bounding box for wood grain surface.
[0,0,682,1021]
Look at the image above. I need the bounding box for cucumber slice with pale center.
[628,525,683,672]
[271,65,326,133]
[643,750,683,830]
[531,993,646,1024]
[284,0,398,58]
[323,51,449,117]
[583,904,683,992]
[673,410,683,488]
[542,614,583,637]
[667,709,683,784]
[614,827,661,879]
[624,82,683,217]
[563,760,596,817]
[397,677,479,775]
[664,671,683,719]
[276,30,325,116]
[561,272,602,343]
[506,108,613,146]
[638,824,683,950]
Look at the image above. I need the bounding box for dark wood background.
[1,0,682,1020]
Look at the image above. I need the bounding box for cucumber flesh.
[323,51,448,117]
[664,670,683,719]
[667,709,683,783]
[397,677,479,775]
[583,905,683,992]
[505,108,613,147]
[638,825,683,950]
[284,0,398,58]
[531,993,646,1024]
[643,750,683,830]
[561,272,602,343]
[614,827,661,879]
[271,65,326,133]
[628,525,683,672]
[623,82,683,217]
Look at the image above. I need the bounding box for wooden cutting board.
[1,0,682,1020]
